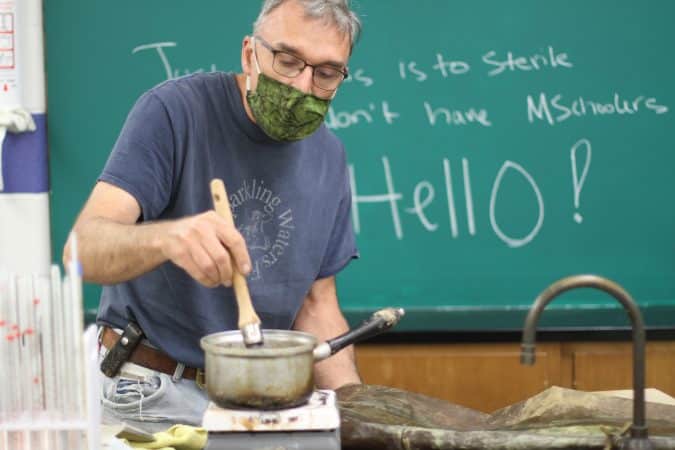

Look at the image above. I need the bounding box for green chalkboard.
[46,1,675,331]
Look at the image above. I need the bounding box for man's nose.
[293,65,314,94]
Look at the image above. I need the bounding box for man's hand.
[65,181,251,286]
[293,276,362,389]
[160,211,251,287]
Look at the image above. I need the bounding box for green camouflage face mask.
[246,73,331,142]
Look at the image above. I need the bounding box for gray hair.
[253,0,361,48]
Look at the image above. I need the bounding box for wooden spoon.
[210,178,263,347]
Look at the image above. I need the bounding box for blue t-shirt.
[97,72,358,368]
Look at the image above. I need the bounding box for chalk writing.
[398,45,572,80]
[432,53,471,77]
[570,138,592,224]
[127,40,670,251]
[132,42,668,130]
[404,181,438,232]
[399,60,428,81]
[132,41,373,89]
[489,160,544,248]
[443,159,459,238]
[349,157,403,239]
[326,101,400,130]
[132,42,222,80]
[424,102,492,127]
[462,158,476,236]
[527,92,668,125]
[349,140,592,247]
[341,68,375,87]
[483,46,573,76]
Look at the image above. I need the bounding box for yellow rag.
[122,424,207,450]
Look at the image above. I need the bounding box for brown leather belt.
[100,326,204,386]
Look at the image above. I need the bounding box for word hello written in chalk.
[349,139,593,248]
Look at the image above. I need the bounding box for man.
[64,0,362,430]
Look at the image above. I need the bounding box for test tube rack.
[0,267,101,450]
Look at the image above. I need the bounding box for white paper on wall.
[0,0,20,108]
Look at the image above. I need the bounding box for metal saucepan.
[200,307,405,409]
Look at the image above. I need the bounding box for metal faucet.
[521,274,653,450]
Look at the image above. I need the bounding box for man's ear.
[241,35,253,75]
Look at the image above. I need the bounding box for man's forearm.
[66,217,169,284]
[313,340,361,389]
[294,295,362,389]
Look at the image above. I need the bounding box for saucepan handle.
[313,308,405,361]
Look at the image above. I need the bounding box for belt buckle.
[195,368,206,390]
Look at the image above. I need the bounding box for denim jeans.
[99,346,210,433]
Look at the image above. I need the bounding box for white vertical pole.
[0,0,50,275]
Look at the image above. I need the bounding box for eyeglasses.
[254,36,348,92]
